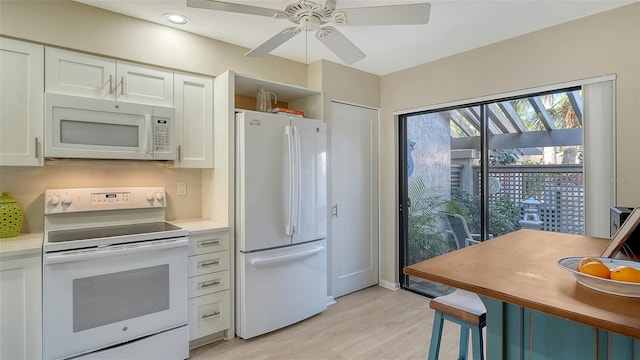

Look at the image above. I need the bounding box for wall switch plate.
[177,182,187,196]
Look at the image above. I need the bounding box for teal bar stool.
[428,289,486,360]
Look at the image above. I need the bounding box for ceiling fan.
[186,0,431,64]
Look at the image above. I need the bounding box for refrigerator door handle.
[250,246,323,267]
[294,126,302,235]
[285,125,295,236]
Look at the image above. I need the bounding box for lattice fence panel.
[472,165,584,235]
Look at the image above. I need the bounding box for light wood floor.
[189,286,483,360]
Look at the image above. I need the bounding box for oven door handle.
[43,237,188,265]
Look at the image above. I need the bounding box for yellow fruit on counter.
[580,261,610,279]
[610,266,640,283]
[578,257,603,271]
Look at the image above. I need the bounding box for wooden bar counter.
[404,229,640,359]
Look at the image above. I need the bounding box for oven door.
[43,238,188,360]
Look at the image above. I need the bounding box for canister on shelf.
[0,192,24,238]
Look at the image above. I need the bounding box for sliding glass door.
[399,87,588,297]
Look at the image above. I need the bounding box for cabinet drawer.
[188,290,230,340]
[188,270,230,298]
[188,231,229,256]
[188,251,229,277]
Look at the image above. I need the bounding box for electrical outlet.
[177,182,187,196]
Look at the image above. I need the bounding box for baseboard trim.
[326,296,336,306]
[378,280,400,291]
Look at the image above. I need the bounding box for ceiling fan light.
[163,13,190,25]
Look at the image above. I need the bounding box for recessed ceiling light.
[163,13,190,25]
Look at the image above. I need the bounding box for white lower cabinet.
[171,220,233,347]
[189,290,231,340]
[0,251,42,360]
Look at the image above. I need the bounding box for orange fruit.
[578,257,603,271]
[610,266,640,283]
[580,261,611,279]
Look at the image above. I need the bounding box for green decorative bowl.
[0,192,24,238]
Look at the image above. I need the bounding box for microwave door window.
[61,120,139,147]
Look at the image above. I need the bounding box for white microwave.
[45,93,175,160]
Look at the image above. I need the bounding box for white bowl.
[557,257,640,297]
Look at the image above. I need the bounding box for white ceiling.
[75,0,635,75]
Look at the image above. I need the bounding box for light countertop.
[169,218,230,235]
[404,229,640,339]
[0,232,43,257]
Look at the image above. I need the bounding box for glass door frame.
[397,105,489,294]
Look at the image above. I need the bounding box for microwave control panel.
[154,118,171,152]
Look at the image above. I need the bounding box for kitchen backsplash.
[0,162,203,233]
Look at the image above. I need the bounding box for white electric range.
[42,187,188,360]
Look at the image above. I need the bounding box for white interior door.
[331,101,379,298]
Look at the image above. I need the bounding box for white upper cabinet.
[45,47,173,107]
[0,38,44,166]
[174,73,213,168]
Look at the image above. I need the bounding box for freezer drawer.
[236,240,327,339]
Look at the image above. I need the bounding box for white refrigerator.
[235,110,328,339]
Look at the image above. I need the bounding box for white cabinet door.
[117,61,173,107]
[45,47,116,99]
[174,73,213,168]
[45,47,173,106]
[0,252,42,360]
[0,38,44,166]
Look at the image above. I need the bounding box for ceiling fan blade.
[186,0,279,18]
[315,26,365,65]
[337,3,431,26]
[245,27,302,57]
[325,0,337,11]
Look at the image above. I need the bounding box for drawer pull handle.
[199,240,220,247]
[200,260,220,268]
[200,280,221,288]
[202,311,220,319]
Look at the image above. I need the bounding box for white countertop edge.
[0,232,43,257]
[169,218,230,234]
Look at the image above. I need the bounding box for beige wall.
[379,3,640,286]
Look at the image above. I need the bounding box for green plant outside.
[406,178,520,264]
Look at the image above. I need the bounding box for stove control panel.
[45,187,166,214]
[91,192,131,205]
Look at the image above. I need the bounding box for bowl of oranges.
[558,257,640,297]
